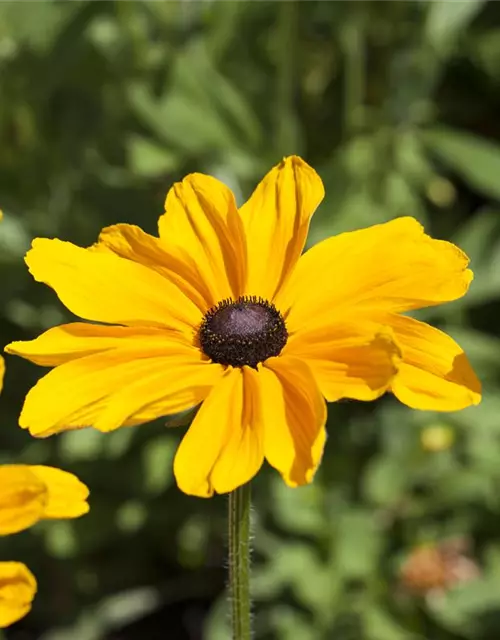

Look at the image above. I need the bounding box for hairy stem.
[228,482,252,640]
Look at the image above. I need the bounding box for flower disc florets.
[199,296,288,368]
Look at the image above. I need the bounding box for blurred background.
[1,0,500,638]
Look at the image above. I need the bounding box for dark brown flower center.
[198,296,288,368]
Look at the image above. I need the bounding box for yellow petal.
[6,323,175,367]
[277,217,472,333]
[160,173,246,304]
[28,466,89,519]
[95,223,212,312]
[285,322,401,402]
[0,562,37,628]
[174,368,264,497]
[379,313,481,411]
[0,466,46,535]
[240,156,324,300]
[19,339,222,437]
[260,356,327,487]
[0,356,4,394]
[25,238,200,332]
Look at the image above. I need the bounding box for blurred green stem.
[341,7,365,138]
[228,482,252,640]
[276,0,299,154]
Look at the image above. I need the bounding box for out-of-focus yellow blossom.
[0,465,89,535]
[0,562,36,629]
[0,562,37,628]
[420,423,455,452]
[0,464,89,626]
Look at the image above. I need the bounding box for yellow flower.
[0,562,37,628]
[0,465,89,535]
[5,157,480,497]
[0,465,89,626]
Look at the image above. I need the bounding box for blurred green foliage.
[2,1,500,638]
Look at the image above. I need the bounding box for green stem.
[275,0,299,155]
[341,6,365,139]
[228,482,252,640]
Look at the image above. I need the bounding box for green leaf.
[128,42,261,156]
[472,27,500,81]
[364,607,419,640]
[422,127,500,200]
[454,391,500,434]
[363,457,410,507]
[269,606,317,640]
[426,0,485,57]
[384,171,425,220]
[127,136,180,177]
[451,208,500,264]
[334,510,383,580]
[271,477,325,536]
[0,2,70,52]
[430,574,500,635]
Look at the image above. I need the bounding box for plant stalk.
[228,482,252,640]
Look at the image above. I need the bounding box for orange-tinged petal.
[261,356,326,487]
[0,356,4,394]
[285,322,401,402]
[94,223,212,313]
[29,466,89,519]
[160,173,246,304]
[240,156,324,300]
[6,323,176,367]
[277,217,472,333]
[19,339,222,437]
[378,313,481,411]
[0,466,46,535]
[174,368,264,497]
[0,562,37,628]
[25,238,200,332]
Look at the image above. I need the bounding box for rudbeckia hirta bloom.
[6,157,480,497]
[0,464,89,626]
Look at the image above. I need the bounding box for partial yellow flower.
[28,465,90,519]
[0,465,88,627]
[0,465,89,535]
[0,464,89,534]
[5,156,481,497]
[0,562,37,627]
[0,466,46,535]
